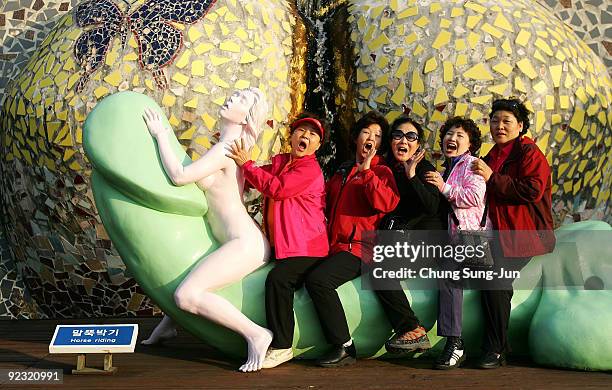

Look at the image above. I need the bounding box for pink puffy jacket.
[441,153,492,238]
[242,153,329,259]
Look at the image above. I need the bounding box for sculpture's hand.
[143,107,170,138]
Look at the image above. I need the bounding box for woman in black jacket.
[384,115,448,231]
[381,115,448,353]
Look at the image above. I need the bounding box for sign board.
[49,324,138,354]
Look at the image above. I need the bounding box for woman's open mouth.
[445,142,457,153]
[364,142,373,152]
[396,146,408,156]
[297,139,308,152]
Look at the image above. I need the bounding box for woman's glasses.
[390,130,419,142]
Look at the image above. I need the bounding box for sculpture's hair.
[241,87,269,149]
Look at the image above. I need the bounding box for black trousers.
[305,251,420,345]
[265,256,323,349]
[480,242,530,354]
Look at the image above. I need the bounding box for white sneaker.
[262,348,293,369]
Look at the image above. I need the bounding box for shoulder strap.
[450,199,488,228]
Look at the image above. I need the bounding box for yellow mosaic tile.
[424,57,438,73]
[450,7,464,17]
[368,33,390,51]
[455,38,466,51]
[405,32,418,45]
[412,101,427,117]
[488,83,509,95]
[535,111,546,133]
[469,108,484,121]
[434,87,449,106]
[391,83,406,106]
[414,16,430,28]
[455,54,468,66]
[452,84,469,98]
[481,23,503,39]
[516,58,537,79]
[443,61,453,83]
[514,77,527,93]
[411,70,425,93]
[569,109,586,131]
[455,102,468,116]
[375,74,389,87]
[397,7,418,19]
[201,113,217,130]
[493,12,514,32]
[485,47,497,60]
[471,94,492,105]
[549,64,563,88]
[463,63,494,80]
[184,97,198,109]
[535,38,553,56]
[467,32,480,49]
[545,95,555,110]
[161,93,176,107]
[432,30,452,50]
[374,91,387,104]
[395,58,411,78]
[533,80,548,95]
[515,29,531,46]
[376,56,390,70]
[465,2,487,14]
[172,72,190,86]
[380,17,392,30]
[210,55,232,66]
[220,40,241,53]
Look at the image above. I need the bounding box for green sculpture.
[84,91,612,371]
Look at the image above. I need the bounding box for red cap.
[290,117,325,140]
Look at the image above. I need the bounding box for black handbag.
[450,202,494,269]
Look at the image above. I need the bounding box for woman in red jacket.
[471,98,555,369]
[227,113,329,369]
[305,111,430,367]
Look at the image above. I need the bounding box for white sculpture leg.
[141,314,177,345]
[174,238,271,372]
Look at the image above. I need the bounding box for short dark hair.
[351,111,390,154]
[489,98,530,135]
[291,111,329,142]
[389,115,425,143]
[438,116,482,155]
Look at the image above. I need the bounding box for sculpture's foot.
[141,316,178,345]
[238,327,273,373]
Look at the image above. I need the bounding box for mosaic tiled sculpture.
[329,0,611,222]
[85,91,612,371]
[0,0,306,318]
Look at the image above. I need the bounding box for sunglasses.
[390,130,419,142]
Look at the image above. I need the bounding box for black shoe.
[478,351,506,369]
[385,326,432,353]
[316,343,357,367]
[434,337,465,370]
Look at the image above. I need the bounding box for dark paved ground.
[1,317,610,389]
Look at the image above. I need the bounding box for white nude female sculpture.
[140,88,272,372]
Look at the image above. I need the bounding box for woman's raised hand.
[402,148,425,179]
[143,108,170,138]
[471,158,493,182]
[226,138,251,167]
[357,146,377,172]
[424,170,445,192]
